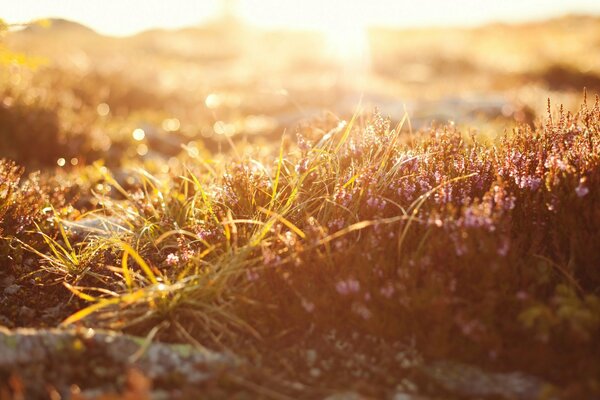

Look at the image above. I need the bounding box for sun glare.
[323,23,370,65]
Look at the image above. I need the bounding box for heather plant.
[5,95,600,396]
[0,64,181,168]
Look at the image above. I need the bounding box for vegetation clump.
[1,93,598,397]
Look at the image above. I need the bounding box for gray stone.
[421,360,548,400]
[3,284,20,295]
[18,305,36,319]
[0,327,234,396]
[324,391,365,400]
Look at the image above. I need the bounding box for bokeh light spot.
[132,128,146,141]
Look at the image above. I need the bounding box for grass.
[1,89,599,397]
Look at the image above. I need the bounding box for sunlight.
[3,0,600,37]
[322,22,370,65]
[2,0,600,397]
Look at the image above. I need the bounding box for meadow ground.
[0,16,599,399]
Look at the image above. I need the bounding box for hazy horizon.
[3,0,600,37]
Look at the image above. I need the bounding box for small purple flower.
[352,302,372,320]
[301,298,315,313]
[516,290,529,301]
[328,218,345,232]
[575,178,589,197]
[246,269,259,282]
[497,237,510,257]
[366,192,387,211]
[517,176,542,191]
[347,278,360,293]
[165,253,179,266]
[334,188,353,207]
[295,158,310,174]
[336,280,349,295]
[336,278,360,295]
[297,133,312,152]
[380,283,395,299]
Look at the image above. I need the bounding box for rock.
[0,315,13,328]
[143,124,187,157]
[18,306,36,320]
[1,274,16,286]
[0,327,234,398]
[41,304,64,322]
[3,284,20,295]
[392,393,432,400]
[421,360,548,400]
[324,391,365,400]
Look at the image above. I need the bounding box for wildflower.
[575,178,589,197]
[347,278,360,293]
[418,178,431,192]
[179,247,195,262]
[516,290,529,301]
[296,133,312,152]
[517,175,542,191]
[282,231,296,247]
[352,302,372,320]
[262,247,282,266]
[333,188,353,207]
[196,226,221,242]
[301,298,315,313]
[380,282,395,299]
[366,193,387,211]
[348,139,362,158]
[497,237,510,257]
[397,181,416,199]
[246,269,259,282]
[165,253,179,266]
[333,238,347,251]
[453,235,468,257]
[295,157,310,174]
[336,278,360,295]
[545,155,569,171]
[328,218,345,232]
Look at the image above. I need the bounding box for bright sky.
[2,0,600,36]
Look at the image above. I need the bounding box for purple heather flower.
[516,291,529,301]
[301,298,315,313]
[380,283,395,299]
[334,189,353,207]
[246,269,260,282]
[497,237,510,257]
[336,278,360,295]
[352,302,372,320]
[517,176,542,191]
[328,218,345,232]
[575,178,589,197]
[295,158,310,174]
[297,133,312,152]
[544,155,568,171]
[366,194,387,211]
[165,253,179,266]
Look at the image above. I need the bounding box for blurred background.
[1,0,600,169]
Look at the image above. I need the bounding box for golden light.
[96,103,110,117]
[136,144,148,156]
[132,128,145,141]
[322,23,370,65]
[3,0,600,38]
[162,118,181,132]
